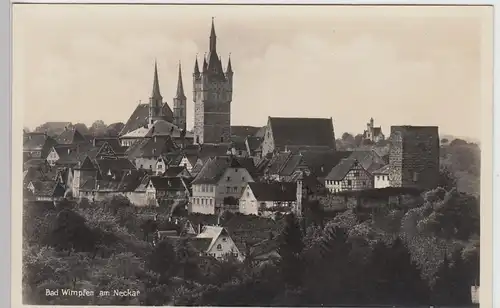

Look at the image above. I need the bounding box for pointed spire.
[176,61,186,99]
[202,54,208,72]
[151,60,162,98]
[194,55,200,75]
[209,17,217,52]
[226,54,233,73]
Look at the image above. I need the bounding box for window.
[353,171,360,177]
[158,164,163,169]
[226,187,230,193]
[233,187,238,193]
[238,151,242,156]
[217,244,222,250]
[347,180,352,186]
[227,176,231,181]
[235,168,239,172]
[363,181,367,186]
[210,199,213,205]
[222,237,227,242]
[220,137,224,142]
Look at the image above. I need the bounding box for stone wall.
[389,126,439,190]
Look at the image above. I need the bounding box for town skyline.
[14,4,488,140]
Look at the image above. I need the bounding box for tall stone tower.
[193,18,233,145]
[173,62,187,131]
[149,61,164,125]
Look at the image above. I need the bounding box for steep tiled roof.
[126,136,178,159]
[325,158,359,181]
[119,103,174,137]
[164,166,189,177]
[279,154,304,176]
[30,181,66,197]
[234,157,257,177]
[254,126,266,138]
[93,138,127,155]
[24,158,48,169]
[23,133,54,151]
[246,136,263,153]
[231,126,261,139]
[372,164,391,175]
[197,143,231,159]
[190,238,213,252]
[94,158,136,180]
[300,150,352,178]
[145,120,193,139]
[248,182,297,202]
[150,176,188,191]
[191,156,243,185]
[269,117,335,148]
[348,150,386,172]
[55,128,87,144]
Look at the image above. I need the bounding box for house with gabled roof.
[239,182,298,217]
[324,159,373,193]
[149,176,192,206]
[126,135,179,172]
[190,156,254,214]
[373,164,391,189]
[23,132,58,159]
[55,127,88,145]
[26,180,67,202]
[260,117,336,157]
[195,225,242,261]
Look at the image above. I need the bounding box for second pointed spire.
[176,62,186,99]
[151,60,162,99]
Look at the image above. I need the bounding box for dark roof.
[300,150,352,178]
[93,138,127,155]
[119,103,174,136]
[190,238,213,252]
[248,182,297,202]
[150,176,188,191]
[231,126,261,139]
[279,154,303,176]
[266,152,292,175]
[31,181,66,197]
[197,143,231,159]
[254,126,267,138]
[55,128,87,144]
[268,117,335,148]
[246,136,263,153]
[93,169,147,192]
[164,166,189,177]
[234,157,257,177]
[23,158,48,169]
[325,158,360,181]
[348,150,386,172]
[146,120,188,138]
[230,140,247,151]
[126,135,178,159]
[191,156,243,185]
[372,164,391,175]
[95,158,137,180]
[23,133,54,151]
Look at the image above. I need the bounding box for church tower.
[149,61,164,125]
[193,18,233,144]
[173,62,187,131]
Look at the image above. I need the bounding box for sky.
[12,4,492,141]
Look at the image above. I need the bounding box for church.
[119,18,233,147]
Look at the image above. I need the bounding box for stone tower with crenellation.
[193,18,233,144]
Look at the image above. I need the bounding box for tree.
[437,167,457,190]
[341,132,354,144]
[147,240,177,281]
[354,134,364,147]
[174,238,201,281]
[367,238,429,305]
[277,213,304,288]
[449,138,468,147]
[441,138,449,144]
[89,120,107,136]
[73,123,89,135]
